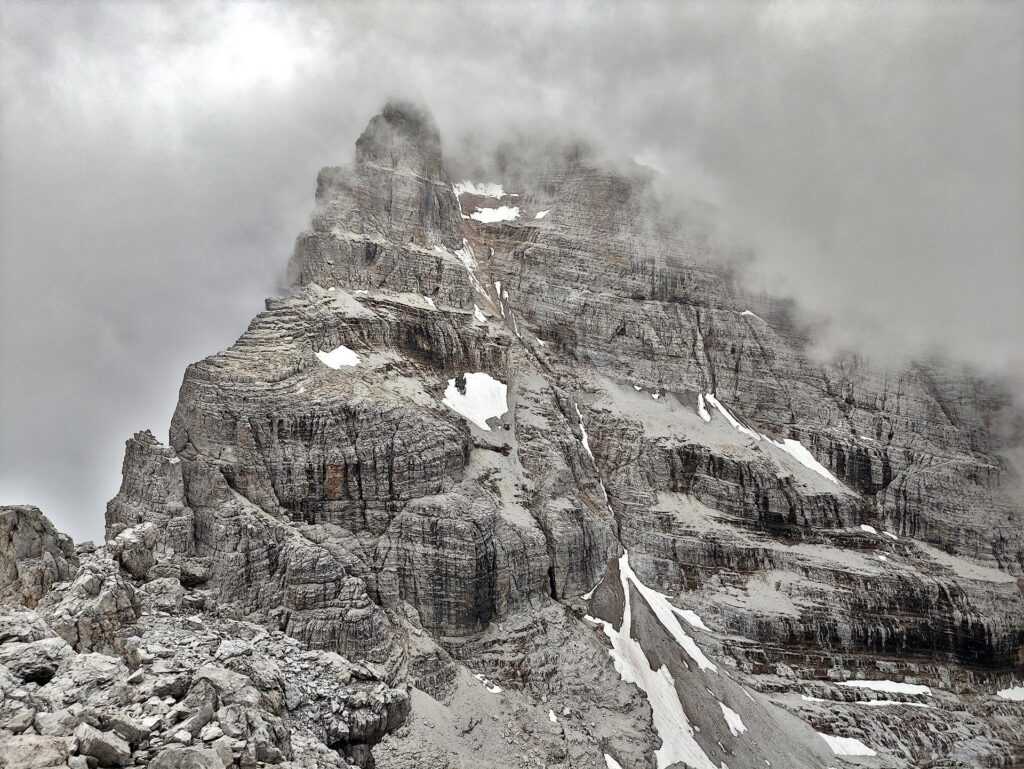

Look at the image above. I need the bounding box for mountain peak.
[354,99,443,179]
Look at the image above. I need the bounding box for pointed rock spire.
[354,99,444,179]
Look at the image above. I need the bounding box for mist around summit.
[1,4,1023,769]
[3,1,1022,539]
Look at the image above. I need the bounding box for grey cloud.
[2,0,1021,539]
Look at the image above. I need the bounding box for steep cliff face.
[3,102,1022,769]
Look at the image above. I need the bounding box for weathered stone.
[0,506,77,607]
[107,523,159,581]
[148,747,225,769]
[0,733,69,769]
[75,722,131,766]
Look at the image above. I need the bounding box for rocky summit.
[2,101,1022,769]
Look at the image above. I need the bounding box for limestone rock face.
[106,430,194,556]
[4,102,1023,768]
[1,506,78,607]
[288,100,468,306]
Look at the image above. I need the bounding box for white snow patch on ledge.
[997,686,1024,700]
[442,372,508,431]
[840,680,931,696]
[817,732,877,756]
[676,609,708,630]
[771,438,838,484]
[548,709,558,723]
[703,393,838,483]
[860,524,878,534]
[740,310,764,322]
[470,205,520,223]
[535,209,551,219]
[704,393,760,441]
[453,181,505,198]
[719,702,747,736]
[315,345,360,369]
[472,673,502,693]
[473,304,487,322]
[696,393,711,422]
[603,755,624,769]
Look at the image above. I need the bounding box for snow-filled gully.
[586,552,720,769]
[587,551,880,767]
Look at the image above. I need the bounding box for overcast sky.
[2,1,1021,541]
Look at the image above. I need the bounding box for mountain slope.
[2,101,1022,769]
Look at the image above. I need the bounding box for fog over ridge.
[2,0,1021,539]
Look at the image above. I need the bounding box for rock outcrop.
[0,507,408,769]
[3,101,1022,768]
[1,505,77,608]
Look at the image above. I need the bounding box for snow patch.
[448,238,490,299]
[453,181,505,198]
[771,439,839,484]
[470,205,520,223]
[442,372,508,431]
[619,553,717,672]
[587,551,719,769]
[574,403,595,461]
[315,345,360,369]
[839,680,930,696]
[703,393,838,483]
[535,209,551,219]
[696,393,711,422]
[548,709,558,723]
[997,686,1024,701]
[719,702,747,736]
[603,756,624,769]
[860,524,878,534]
[651,392,660,400]
[817,732,877,757]
[882,530,899,541]
[676,609,708,630]
[473,304,487,323]
[740,310,764,322]
[423,296,436,310]
[472,673,502,694]
[704,393,760,440]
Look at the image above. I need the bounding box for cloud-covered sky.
[2,1,1021,540]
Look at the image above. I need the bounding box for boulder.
[74,722,132,766]
[148,747,225,769]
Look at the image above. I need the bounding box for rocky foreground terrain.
[2,101,1023,769]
